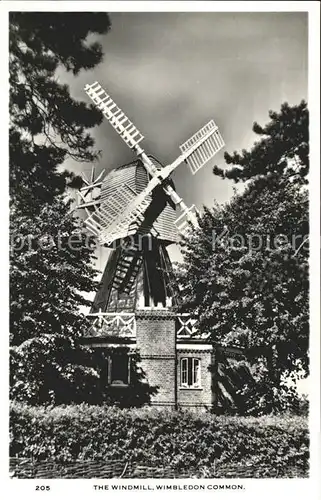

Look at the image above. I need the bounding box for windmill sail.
[82,82,225,246]
[174,204,199,234]
[179,120,224,174]
[83,184,142,245]
[84,82,144,150]
[99,178,159,245]
[84,175,160,246]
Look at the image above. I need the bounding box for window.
[108,354,131,386]
[180,357,201,388]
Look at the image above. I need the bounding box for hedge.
[10,402,309,477]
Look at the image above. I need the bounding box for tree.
[10,12,110,214]
[9,13,111,404]
[10,198,99,346]
[9,13,157,407]
[9,195,102,402]
[9,197,157,406]
[10,341,157,407]
[175,101,309,414]
[213,101,309,185]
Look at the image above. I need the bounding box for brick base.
[136,310,177,407]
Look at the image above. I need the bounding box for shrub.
[10,402,309,477]
[210,355,310,417]
[10,341,156,407]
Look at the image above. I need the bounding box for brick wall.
[177,349,213,410]
[136,310,177,407]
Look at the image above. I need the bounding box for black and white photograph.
[3,0,320,495]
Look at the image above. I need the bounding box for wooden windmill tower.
[77,81,224,320]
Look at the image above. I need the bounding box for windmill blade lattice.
[179,120,225,174]
[84,176,160,246]
[99,180,157,246]
[81,81,226,245]
[174,204,199,234]
[74,81,227,314]
[85,82,144,150]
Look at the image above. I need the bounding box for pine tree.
[9,13,111,404]
[10,12,110,214]
[213,101,309,185]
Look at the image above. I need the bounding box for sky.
[60,11,308,267]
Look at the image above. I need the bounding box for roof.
[99,157,178,245]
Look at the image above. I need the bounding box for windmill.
[76,81,224,320]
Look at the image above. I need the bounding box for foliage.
[10,403,309,477]
[10,343,156,407]
[213,101,309,184]
[226,360,309,417]
[9,13,113,405]
[209,351,309,417]
[177,178,308,380]
[175,101,309,414]
[97,348,159,409]
[10,336,100,405]
[9,12,110,213]
[10,197,98,346]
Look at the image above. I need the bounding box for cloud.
[61,11,308,236]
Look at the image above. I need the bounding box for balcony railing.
[86,311,204,339]
[176,314,200,337]
[87,312,136,338]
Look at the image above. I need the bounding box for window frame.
[107,354,131,387]
[180,357,201,389]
